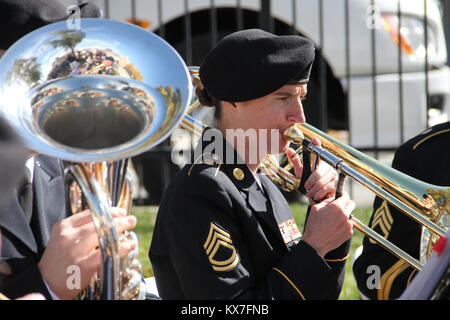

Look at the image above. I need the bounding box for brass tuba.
[0,19,192,299]
[259,123,450,271]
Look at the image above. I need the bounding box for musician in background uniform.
[149,29,355,300]
[0,116,43,300]
[353,121,450,299]
[0,0,138,300]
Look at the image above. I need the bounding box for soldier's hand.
[287,137,337,203]
[302,192,354,257]
[38,207,137,300]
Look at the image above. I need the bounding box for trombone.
[260,123,449,271]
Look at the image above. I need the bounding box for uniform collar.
[195,127,256,191]
[194,128,293,249]
[34,154,63,181]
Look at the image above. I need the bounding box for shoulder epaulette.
[187,152,222,176]
[413,126,450,150]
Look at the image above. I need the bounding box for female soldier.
[149,29,354,300]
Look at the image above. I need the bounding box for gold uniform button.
[233,168,245,181]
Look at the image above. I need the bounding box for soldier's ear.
[221,101,238,111]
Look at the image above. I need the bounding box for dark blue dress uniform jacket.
[353,121,450,300]
[0,155,66,299]
[149,128,350,300]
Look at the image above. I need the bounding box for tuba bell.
[0,18,192,299]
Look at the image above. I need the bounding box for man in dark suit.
[352,121,450,299]
[0,115,31,300]
[149,29,355,299]
[0,0,138,300]
[0,116,27,207]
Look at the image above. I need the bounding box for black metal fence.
[67,0,449,204]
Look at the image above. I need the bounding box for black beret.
[0,0,101,50]
[199,29,315,102]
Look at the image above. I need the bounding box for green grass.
[131,203,373,300]
[131,206,158,278]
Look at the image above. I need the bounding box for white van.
[60,0,449,149]
[57,0,449,204]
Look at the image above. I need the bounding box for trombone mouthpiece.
[283,124,305,144]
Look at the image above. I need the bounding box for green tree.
[48,30,86,59]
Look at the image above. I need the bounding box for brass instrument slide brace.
[304,139,346,198]
[304,140,423,270]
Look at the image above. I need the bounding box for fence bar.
[131,0,136,24]
[210,0,218,48]
[157,0,165,38]
[184,0,193,65]
[397,0,404,143]
[344,0,353,197]
[103,0,110,19]
[236,0,243,30]
[318,0,328,131]
[291,0,297,34]
[370,0,379,159]
[424,0,429,127]
[259,0,272,32]
[344,0,350,139]
[445,0,450,66]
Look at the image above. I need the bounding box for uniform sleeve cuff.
[43,279,61,300]
[270,240,340,299]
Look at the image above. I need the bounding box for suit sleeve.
[152,171,342,300]
[0,232,52,300]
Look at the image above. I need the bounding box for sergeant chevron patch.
[369,201,394,244]
[203,222,239,272]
